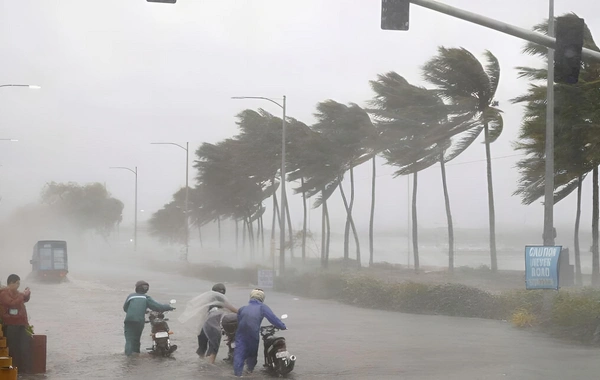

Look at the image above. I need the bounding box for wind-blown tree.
[422,47,504,273]
[41,182,124,239]
[368,71,476,272]
[233,109,300,258]
[287,119,346,268]
[311,100,378,268]
[194,139,266,257]
[512,13,600,285]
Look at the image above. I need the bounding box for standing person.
[233,289,286,377]
[123,280,174,356]
[178,283,237,361]
[0,274,31,373]
[197,283,238,363]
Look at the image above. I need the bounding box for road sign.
[258,269,274,289]
[525,246,562,290]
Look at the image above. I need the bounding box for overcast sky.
[1,0,599,238]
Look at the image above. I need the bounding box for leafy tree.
[422,47,503,272]
[368,71,475,272]
[311,100,378,268]
[512,14,600,284]
[41,182,123,238]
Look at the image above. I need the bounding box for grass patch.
[178,264,600,346]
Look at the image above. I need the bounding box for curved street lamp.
[151,142,189,262]
[232,95,287,274]
[110,166,138,252]
[0,84,41,90]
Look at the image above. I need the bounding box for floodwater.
[18,256,600,380]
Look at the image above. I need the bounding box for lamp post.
[151,142,189,262]
[231,95,287,274]
[110,166,138,251]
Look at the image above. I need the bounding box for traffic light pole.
[543,0,555,246]
[406,0,600,248]
[410,0,600,62]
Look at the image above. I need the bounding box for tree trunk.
[439,151,454,272]
[325,199,331,266]
[198,225,203,248]
[284,196,294,259]
[369,156,376,267]
[301,177,307,263]
[574,175,583,286]
[412,172,420,273]
[217,216,221,249]
[271,191,279,256]
[242,218,247,254]
[592,166,599,286]
[235,219,239,256]
[338,181,361,268]
[247,214,255,259]
[484,122,498,272]
[260,213,265,259]
[321,190,327,268]
[343,170,354,263]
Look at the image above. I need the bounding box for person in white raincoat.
[178,283,237,363]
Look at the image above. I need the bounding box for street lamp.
[0,84,41,90]
[110,166,138,251]
[151,142,189,262]
[232,95,287,274]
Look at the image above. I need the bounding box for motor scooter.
[220,312,238,362]
[260,314,296,376]
[146,299,177,357]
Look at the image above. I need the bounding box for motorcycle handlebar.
[260,325,287,333]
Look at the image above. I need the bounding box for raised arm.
[261,304,286,330]
[146,296,173,312]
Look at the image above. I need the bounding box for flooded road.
[19,256,600,380]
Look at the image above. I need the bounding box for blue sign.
[525,246,562,290]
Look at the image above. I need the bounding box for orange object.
[0,357,12,367]
[30,335,46,374]
[0,367,18,380]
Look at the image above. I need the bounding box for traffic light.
[381,0,410,31]
[554,16,585,84]
[147,0,176,3]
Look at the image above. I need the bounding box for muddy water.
[18,258,600,380]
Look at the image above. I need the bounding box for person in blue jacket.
[233,288,286,377]
[123,280,174,356]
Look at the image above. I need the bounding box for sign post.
[525,246,562,290]
[258,269,274,289]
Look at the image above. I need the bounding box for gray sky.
[0,0,599,237]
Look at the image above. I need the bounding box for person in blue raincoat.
[123,280,174,356]
[233,288,286,377]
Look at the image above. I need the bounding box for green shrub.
[497,289,546,320]
[179,264,600,346]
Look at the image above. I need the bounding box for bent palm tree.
[423,47,504,272]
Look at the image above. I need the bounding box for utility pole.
[543,0,555,247]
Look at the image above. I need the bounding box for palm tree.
[422,47,504,272]
[368,71,475,272]
[287,121,344,268]
[512,13,600,284]
[311,100,378,268]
